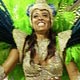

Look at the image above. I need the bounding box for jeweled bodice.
[13,29,72,80]
[23,39,63,80]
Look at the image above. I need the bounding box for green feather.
[3,0,76,34]
[65,44,80,71]
[53,12,75,33]
[65,47,73,64]
[0,42,12,64]
[8,64,25,80]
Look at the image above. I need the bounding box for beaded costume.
[13,29,72,80]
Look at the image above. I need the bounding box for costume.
[0,0,80,80]
[12,29,72,80]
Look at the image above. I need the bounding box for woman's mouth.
[38,22,45,27]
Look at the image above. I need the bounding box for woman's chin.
[35,29,48,34]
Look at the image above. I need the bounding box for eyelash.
[33,15,38,18]
[43,14,48,17]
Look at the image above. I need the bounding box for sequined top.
[23,39,63,80]
[13,29,72,80]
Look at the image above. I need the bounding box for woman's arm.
[65,61,80,80]
[2,48,19,75]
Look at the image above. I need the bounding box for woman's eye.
[33,15,38,18]
[43,14,48,18]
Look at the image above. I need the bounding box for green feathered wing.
[3,0,77,34]
[65,44,80,71]
[0,0,80,80]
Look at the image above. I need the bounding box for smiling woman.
[12,0,80,80]
[0,0,80,80]
[31,9,51,34]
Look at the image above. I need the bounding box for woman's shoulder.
[12,29,27,49]
[58,30,72,39]
[57,30,72,52]
[12,29,27,39]
[12,29,28,62]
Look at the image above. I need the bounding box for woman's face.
[31,9,51,33]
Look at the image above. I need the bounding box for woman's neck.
[35,32,48,41]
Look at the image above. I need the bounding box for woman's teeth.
[38,22,45,27]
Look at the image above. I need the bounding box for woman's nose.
[38,16,43,20]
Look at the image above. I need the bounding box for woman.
[0,0,80,80]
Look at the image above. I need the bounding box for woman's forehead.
[32,9,50,14]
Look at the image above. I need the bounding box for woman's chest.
[23,39,63,77]
[23,51,63,77]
